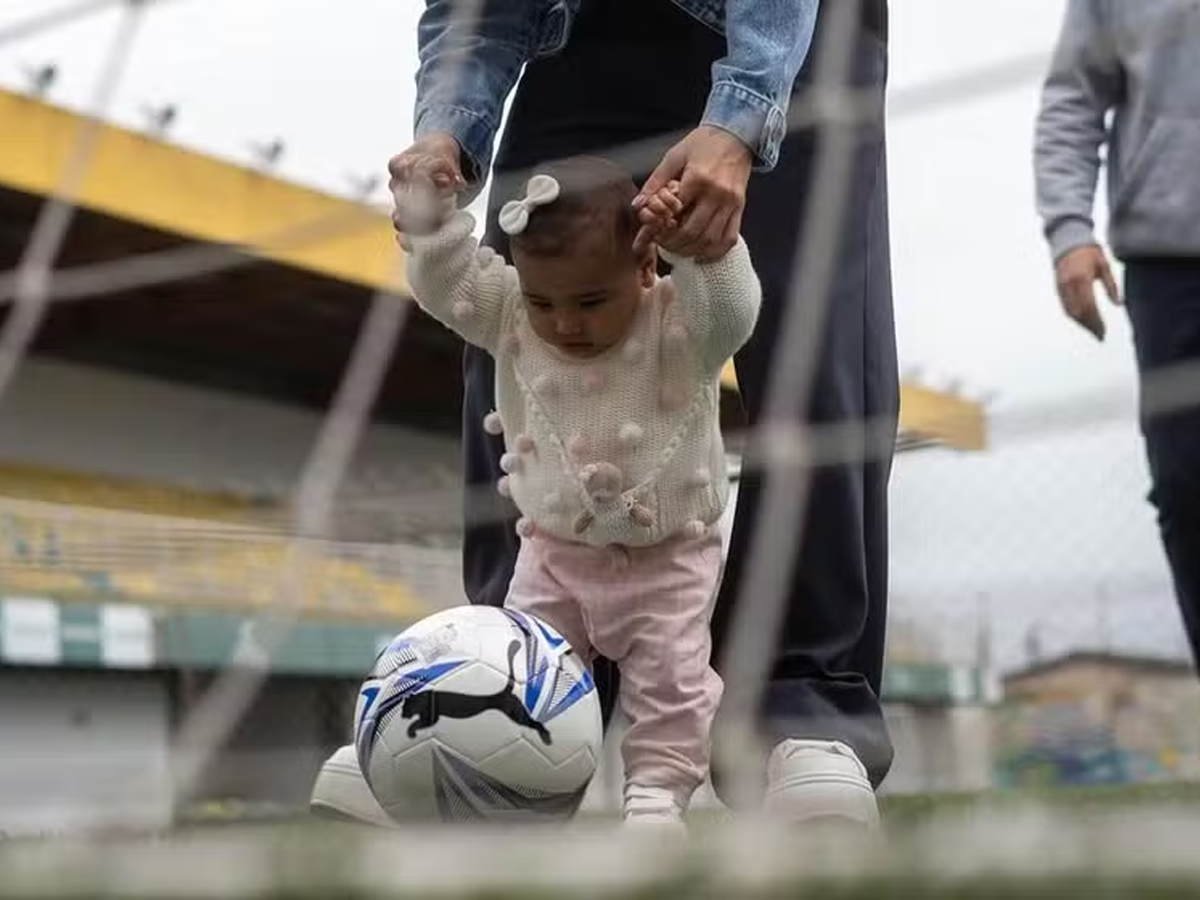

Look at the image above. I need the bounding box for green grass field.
[5,784,1200,898]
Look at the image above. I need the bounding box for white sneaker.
[763,739,880,829]
[621,785,687,836]
[309,745,394,827]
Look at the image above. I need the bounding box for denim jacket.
[414,0,819,193]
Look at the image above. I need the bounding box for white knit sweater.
[405,211,761,548]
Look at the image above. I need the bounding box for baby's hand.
[389,134,465,236]
[632,180,683,249]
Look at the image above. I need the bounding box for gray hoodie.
[1034,0,1200,262]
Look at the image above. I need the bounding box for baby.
[398,155,761,830]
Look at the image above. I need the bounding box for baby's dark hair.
[508,156,641,260]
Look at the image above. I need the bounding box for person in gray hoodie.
[1035,0,1200,669]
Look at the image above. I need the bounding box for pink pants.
[506,530,724,804]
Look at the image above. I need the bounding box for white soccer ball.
[355,605,602,823]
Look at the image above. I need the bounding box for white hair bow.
[498,174,561,236]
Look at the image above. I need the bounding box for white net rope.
[0,1,1198,884]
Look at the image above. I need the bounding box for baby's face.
[513,241,655,359]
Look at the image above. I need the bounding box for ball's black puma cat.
[401,639,552,745]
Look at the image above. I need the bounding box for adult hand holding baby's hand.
[630,181,683,254]
[633,125,751,262]
[388,133,466,236]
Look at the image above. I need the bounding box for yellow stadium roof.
[0,86,397,292]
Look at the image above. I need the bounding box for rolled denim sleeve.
[701,0,820,171]
[414,0,538,202]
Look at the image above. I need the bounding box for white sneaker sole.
[764,772,881,829]
[309,746,394,828]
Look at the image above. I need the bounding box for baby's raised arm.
[661,239,762,375]
[402,210,518,354]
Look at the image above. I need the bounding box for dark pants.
[1124,258,1200,670]
[461,2,899,787]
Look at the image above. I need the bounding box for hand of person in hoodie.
[1055,244,1122,342]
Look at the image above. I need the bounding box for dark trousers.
[461,3,899,787]
[1124,258,1200,670]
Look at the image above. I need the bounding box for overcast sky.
[0,0,1185,669]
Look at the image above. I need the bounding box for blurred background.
[0,0,1195,841]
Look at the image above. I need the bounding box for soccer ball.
[355,605,602,823]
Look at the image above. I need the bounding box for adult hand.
[388,132,466,235]
[1055,244,1121,341]
[632,125,752,261]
